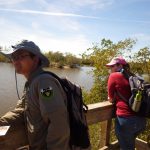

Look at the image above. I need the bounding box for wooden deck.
[0,101,149,150]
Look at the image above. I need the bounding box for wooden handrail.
[0,101,149,150]
[86,101,113,125]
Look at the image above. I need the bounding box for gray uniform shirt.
[0,67,70,150]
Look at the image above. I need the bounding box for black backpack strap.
[42,71,61,82]
[116,91,128,103]
[41,71,67,89]
[112,91,127,103]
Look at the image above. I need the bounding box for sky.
[0,0,150,56]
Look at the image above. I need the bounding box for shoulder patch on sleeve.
[40,86,53,98]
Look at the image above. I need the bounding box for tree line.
[45,51,92,68]
[0,47,92,68]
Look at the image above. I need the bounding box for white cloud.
[138,34,150,42]
[67,0,114,9]
[34,35,91,56]
[0,17,91,56]
[22,0,114,15]
[0,17,5,25]
[0,8,99,19]
[130,33,150,50]
[0,8,96,32]
[0,0,26,5]
[31,22,40,30]
[131,33,150,43]
[57,17,82,31]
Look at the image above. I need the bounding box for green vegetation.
[0,46,10,62]
[0,54,9,62]
[45,51,82,68]
[0,49,92,68]
[82,38,150,149]
[45,51,95,68]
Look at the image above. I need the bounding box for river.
[0,63,94,115]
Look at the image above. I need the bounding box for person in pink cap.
[106,56,146,150]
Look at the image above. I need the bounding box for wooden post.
[99,119,112,148]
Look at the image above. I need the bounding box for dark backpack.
[117,75,150,118]
[42,71,91,149]
[129,76,150,117]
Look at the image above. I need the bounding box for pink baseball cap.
[106,56,127,67]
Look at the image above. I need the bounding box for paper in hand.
[0,126,10,136]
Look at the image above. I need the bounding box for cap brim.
[39,54,50,67]
[106,62,116,67]
[0,48,50,67]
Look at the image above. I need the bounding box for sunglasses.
[110,65,116,68]
[11,54,31,61]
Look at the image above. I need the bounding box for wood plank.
[99,120,112,148]
[86,101,114,125]
[136,138,150,150]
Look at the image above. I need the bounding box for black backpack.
[117,75,150,118]
[42,71,91,149]
[129,76,150,117]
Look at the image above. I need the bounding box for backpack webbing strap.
[116,91,128,103]
[41,71,68,90]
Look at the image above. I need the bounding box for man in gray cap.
[0,40,70,150]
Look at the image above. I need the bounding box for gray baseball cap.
[0,40,49,67]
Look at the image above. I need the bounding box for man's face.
[11,49,37,76]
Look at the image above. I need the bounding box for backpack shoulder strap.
[116,75,141,104]
[41,71,80,97]
[116,91,128,102]
[42,71,61,82]
[41,71,66,89]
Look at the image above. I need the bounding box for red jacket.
[107,72,135,116]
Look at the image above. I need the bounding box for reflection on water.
[0,63,94,115]
[46,66,94,91]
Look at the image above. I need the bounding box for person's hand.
[0,138,5,149]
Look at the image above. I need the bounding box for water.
[0,63,94,115]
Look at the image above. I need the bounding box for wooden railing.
[0,101,149,150]
[86,101,150,150]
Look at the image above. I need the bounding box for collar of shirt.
[27,66,44,84]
